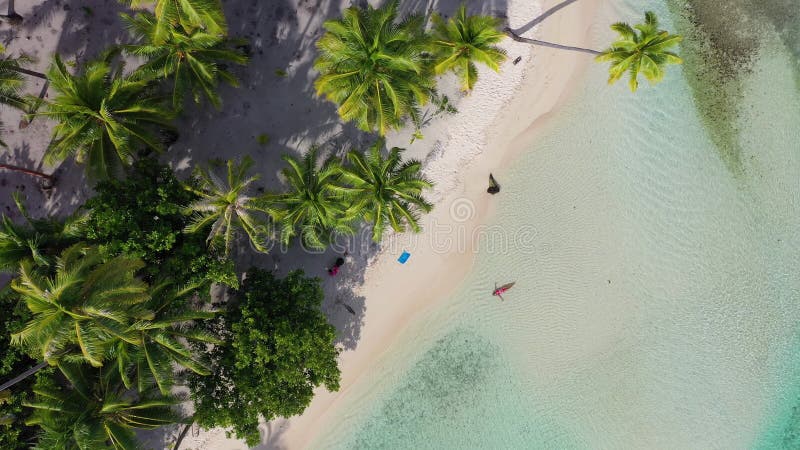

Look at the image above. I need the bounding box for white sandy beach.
[0,0,603,448]
[224,0,605,448]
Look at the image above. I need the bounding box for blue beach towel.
[398,251,411,264]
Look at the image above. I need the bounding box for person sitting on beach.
[328,255,346,276]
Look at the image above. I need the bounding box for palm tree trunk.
[0,163,55,187]
[0,0,22,25]
[0,360,48,392]
[9,66,46,80]
[504,27,600,55]
[173,421,193,450]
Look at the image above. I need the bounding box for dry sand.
[0,0,601,448]
[178,0,603,448]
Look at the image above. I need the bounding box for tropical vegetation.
[190,268,340,446]
[335,138,433,242]
[430,5,507,91]
[596,11,683,91]
[25,363,178,449]
[314,0,435,135]
[261,148,352,250]
[39,54,174,180]
[122,11,247,109]
[184,157,271,255]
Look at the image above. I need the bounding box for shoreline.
[259,0,602,448]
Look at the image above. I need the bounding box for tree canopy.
[596,11,682,91]
[190,268,340,446]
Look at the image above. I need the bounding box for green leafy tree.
[111,281,219,395]
[122,12,247,109]
[84,158,237,287]
[260,148,351,250]
[0,288,44,450]
[335,139,433,242]
[39,54,174,180]
[124,0,227,45]
[10,245,151,368]
[25,363,178,450]
[0,193,85,272]
[184,157,271,256]
[430,4,507,91]
[190,269,340,446]
[596,11,682,92]
[314,0,435,135]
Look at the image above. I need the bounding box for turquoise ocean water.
[311,1,800,448]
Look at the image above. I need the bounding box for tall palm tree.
[259,148,351,249]
[0,192,85,272]
[334,139,432,242]
[111,281,219,395]
[39,54,174,180]
[122,12,247,109]
[314,0,435,135]
[596,11,682,92]
[11,245,151,368]
[124,0,227,45]
[25,363,178,450]
[430,4,507,92]
[184,156,271,255]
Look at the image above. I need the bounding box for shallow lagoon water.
[312,1,800,448]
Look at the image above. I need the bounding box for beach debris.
[398,251,411,264]
[487,173,500,194]
[513,56,522,65]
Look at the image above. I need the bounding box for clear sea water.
[311,0,800,448]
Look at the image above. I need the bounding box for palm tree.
[334,139,432,242]
[0,45,30,111]
[39,54,174,180]
[112,281,219,395]
[259,148,351,249]
[122,12,247,109]
[25,363,178,450]
[124,0,227,44]
[11,245,151,368]
[184,156,271,255]
[430,4,507,92]
[596,11,682,92]
[0,192,85,272]
[314,0,435,135]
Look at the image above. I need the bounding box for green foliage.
[314,0,435,135]
[0,45,30,112]
[124,0,228,45]
[190,269,340,446]
[274,69,287,77]
[260,148,352,249]
[596,11,683,91]
[256,133,270,145]
[431,4,507,91]
[84,158,236,287]
[0,288,42,450]
[123,12,248,110]
[184,156,271,256]
[40,54,174,180]
[334,139,433,242]
[111,282,220,395]
[0,193,85,272]
[25,363,179,450]
[11,245,151,367]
